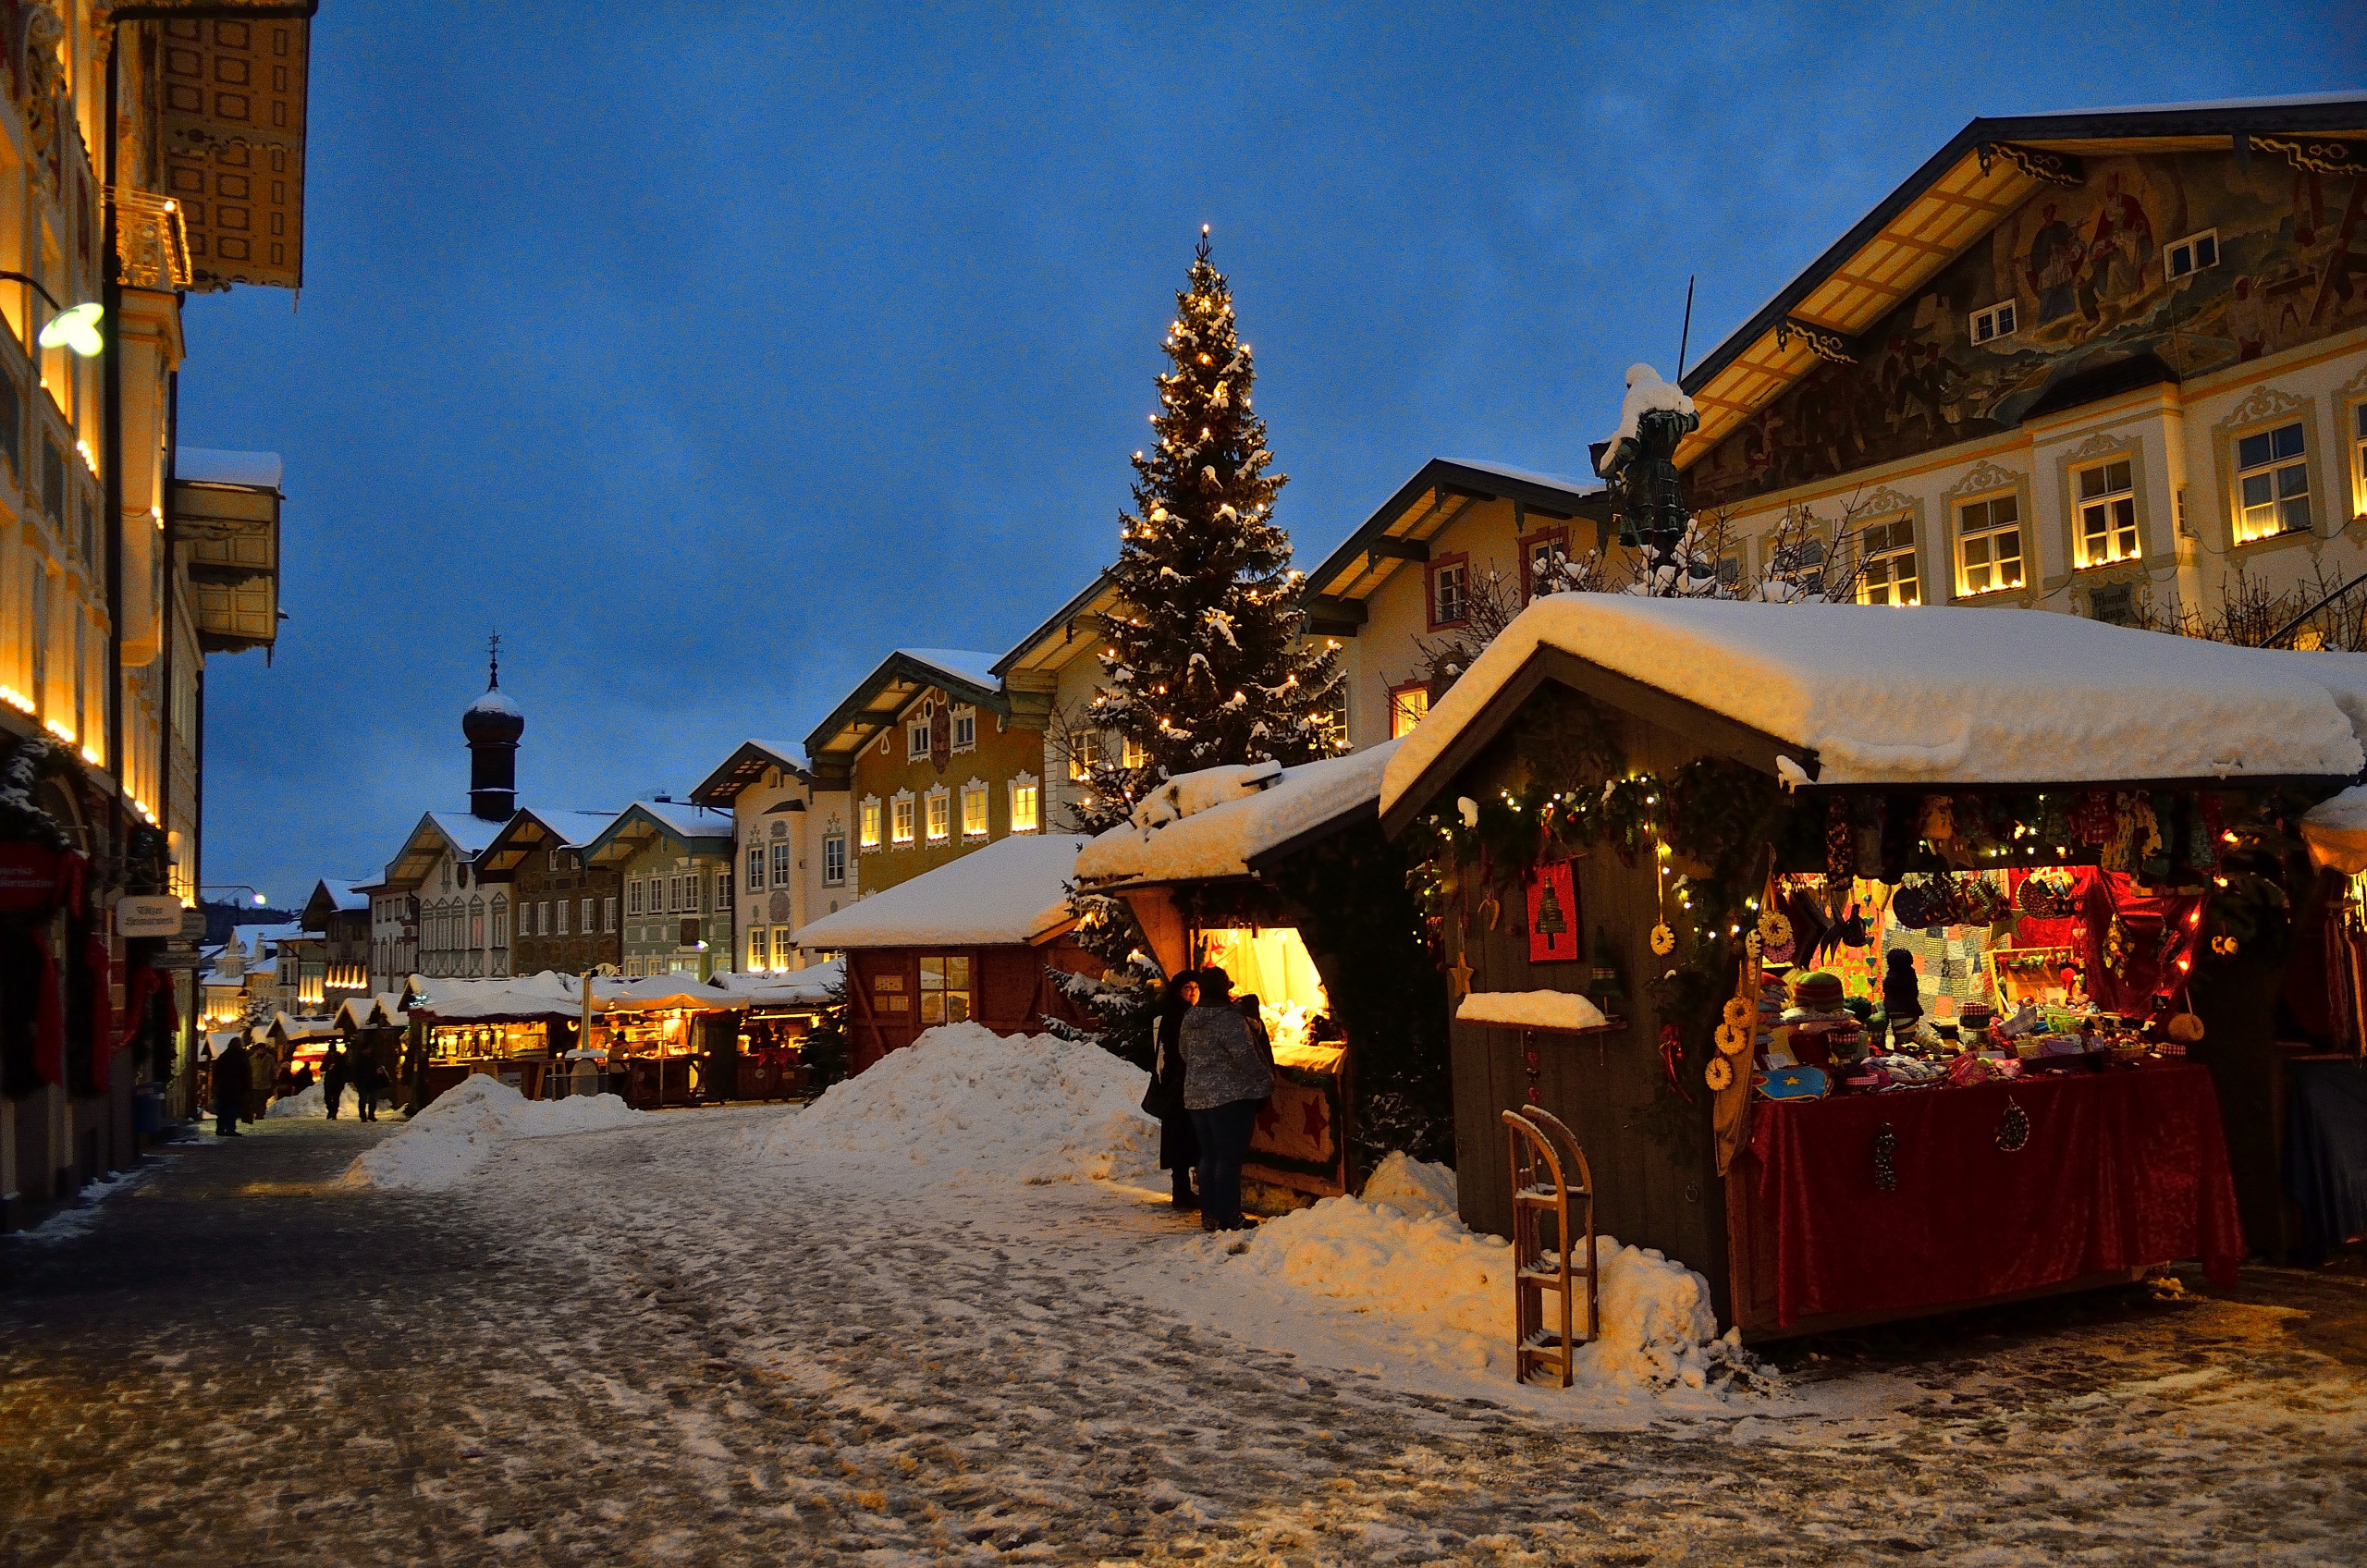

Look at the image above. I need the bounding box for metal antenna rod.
[1676,275,1697,380]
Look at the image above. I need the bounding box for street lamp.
[202,884,271,907]
[0,270,104,357]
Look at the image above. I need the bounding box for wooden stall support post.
[1502,1105,1599,1386]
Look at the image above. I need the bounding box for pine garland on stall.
[802,976,852,1093]
[1041,889,1164,1069]
[1072,226,1343,834]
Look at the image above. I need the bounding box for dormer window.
[951,705,976,753]
[907,701,934,759]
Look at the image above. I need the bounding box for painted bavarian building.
[1674,94,2367,631]
[583,800,736,980]
[689,739,842,974]
[367,671,530,988]
[472,806,622,978]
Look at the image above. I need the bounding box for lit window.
[2356,404,2367,506]
[926,790,950,843]
[891,795,915,846]
[749,928,768,971]
[919,955,972,1025]
[1956,495,2024,595]
[952,706,976,752]
[2165,229,2218,281]
[1429,557,1468,628]
[1069,728,1101,780]
[823,832,847,885]
[1856,518,1919,606]
[908,701,933,759]
[770,842,791,886]
[746,846,765,888]
[2076,459,2140,565]
[1390,681,1429,739]
[1317,683,1348,752]
[860,796,882,850]
[1121,735,1147,770]
[961,781,989,838]
[1008,779,1040,834]
[625,958,643,978]
[2235,423,2308,544]
[1968,300,2017,345]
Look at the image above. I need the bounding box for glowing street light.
[38,301,104,358]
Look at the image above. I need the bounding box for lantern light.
[39,301,104,357]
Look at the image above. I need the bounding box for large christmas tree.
[1070,227,1343,833]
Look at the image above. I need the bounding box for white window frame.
[860,795,882,851]
[2075,458,2141,567]
[1069,728,1100,780]
[2234,422,2310,545]
[823,830,847,885]
[1389,680,1429,740]
[1008,774,1040,835]
[2165,228,2218,282]
[1955,493,2025,597]
[603,896,617,933]
[746,845,765,888]
[925,787,951,844]
[951,704,976,753]
[770,842,791,886]
[890,792,915,846]
[1968,300,2017,346]
[907,700,933,760]
[1855,516,1919,606]
[556,900,570,937]
[960,779,989,839]
[582,898,595,933]
[749,927,768,972]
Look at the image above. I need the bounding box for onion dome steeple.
[464,633,522,820]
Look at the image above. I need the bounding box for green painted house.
[583,801,738,980]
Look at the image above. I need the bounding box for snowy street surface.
[5,1107,2365,1565]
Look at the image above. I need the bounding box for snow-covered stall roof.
[1380,597,2366,818]
[1074,741,1401,888]
[705,958,844,1008]
[267,1012,341,1043]
[408,972,584,1023]
[334,993,409,1030]
[794,834,1089,950]
[2303,786,2367,874]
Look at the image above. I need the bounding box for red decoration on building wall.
[1527,860,1580,963]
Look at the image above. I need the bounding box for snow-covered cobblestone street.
[5,1103,2365,1566]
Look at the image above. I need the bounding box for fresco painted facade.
[1691,150,2367,511]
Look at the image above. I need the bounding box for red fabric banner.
[83,930,114,1094]
[31,929,63,1085]
[1747,1063,2243,1328]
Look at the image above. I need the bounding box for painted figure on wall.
[1689,150,2367,510]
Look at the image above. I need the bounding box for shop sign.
[117,895,187,937]
[181,910,210,938]
[0,841,63,911]
[152,948,206,971]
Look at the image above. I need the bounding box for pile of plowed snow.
[767,1022,1159,1188]
[1195,1154,1767,1393]
[347,1075,644,1191]
[264,1082,363,1119]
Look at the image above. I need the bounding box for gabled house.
[691,740,843,974]
[990,573,1123,831]
[1674,94,2367,629]
[297,877,374,1013]
[583,802,737,980]
[472,808,623,978]
[374,813,509,984]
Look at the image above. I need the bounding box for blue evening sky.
[181,2,2361,905]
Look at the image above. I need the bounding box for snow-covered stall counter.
[1076,743,1407,1204]
[1380,596,2363,1337]
[791,835,1100,1072]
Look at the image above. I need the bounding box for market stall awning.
[1380,597,2367,830]
[1075,741,1401,889]
[705,959,845,1008]
[334,993,409,1031]
[793,834,1089,949]
[266,1012,341,1045]
[2303,787,2367,874]
[408,972,585,1023]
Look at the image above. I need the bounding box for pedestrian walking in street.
[322,1043,348,1121]
[212,1040,251,1137]
[351,1049,384,1122]
[1145,972,1202,1211]
[1179,966,1274,1233]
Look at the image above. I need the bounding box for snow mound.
[769,1022,1159,1188]
[264,1082,362,1119]
[347,1075,644,1192]
[1208,1182,1766,1392]
[1361,1150,1458,1219]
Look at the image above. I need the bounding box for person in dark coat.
[351,1047,384,1122]
[212,1041,251,1137]
[1180,967,1275,1232]
[322,1042,349,1121]
[1883,948,1924,1048]
[1146,973,1202,1210]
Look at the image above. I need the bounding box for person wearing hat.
[1882,949,1924,1049]
[1179,966,1275,1232]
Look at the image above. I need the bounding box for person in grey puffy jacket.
[1180,967,1274,1231]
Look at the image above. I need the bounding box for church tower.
[461,636,523,822]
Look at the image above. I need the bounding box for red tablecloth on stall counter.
[1748,1062,2243,1328]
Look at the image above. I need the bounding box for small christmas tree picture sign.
[1527,861,1580,963]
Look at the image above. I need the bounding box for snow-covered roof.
[466,687,522,719]
[426,812,506,855]
[232,921,305,955]
[632,800,734,844]
[1438,457,1600,496]
[2303,786,2367,875]
[315,878,370,913]
[901,648,1000,692]
[795,835,1089,949]
[1458,991,1612,1032]
[268,1012,342,1042]
[1075,741,1399,888]
[334,994,409,1030]
[706,958,844,1008]
[1380,597,2366,818]
[409,971,584,1023]
[176,447,283,489]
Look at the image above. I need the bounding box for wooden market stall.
[705,960,843,1100]
[405,973,584,1104]
[1379,595,2367,1337]
[1074,746,1407,1204]
[791,835,1100,1072]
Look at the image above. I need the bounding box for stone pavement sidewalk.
[3,1113,2364,1567]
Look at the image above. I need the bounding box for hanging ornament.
[1996,1098,2030,1153]
[1705,1055,1735,1092]
[1658,1023,1694,1103]
[1825,797,1857,892]
[1722,997,1754,1031]
[1872,1123,1898,1193]
[1650,923,1675,956]
[1745,929,1765,962]
[1715,1020,1750,1057]
[1757,909,1793,949]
